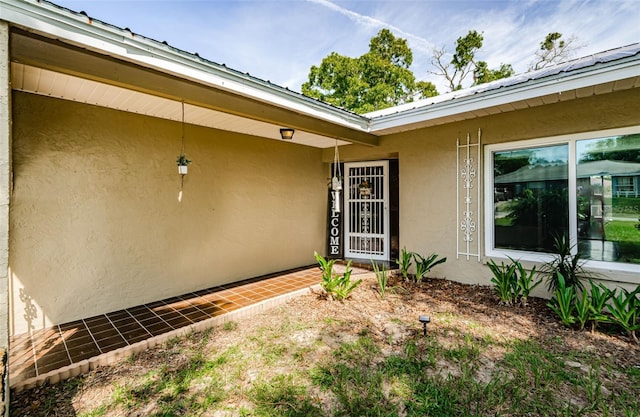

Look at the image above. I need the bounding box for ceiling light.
[280,128,295,140]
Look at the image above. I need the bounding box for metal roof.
[367,43,640,119]
[2,0,640,145]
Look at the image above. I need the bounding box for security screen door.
[344,161,390,260]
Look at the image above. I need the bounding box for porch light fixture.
[419,315,431,336]
[280,128,295,140]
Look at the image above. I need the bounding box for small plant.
[539,234,590,292]
[396,247,413,281]
[606,286,640,344]
[487,257,540,306]
[412,252,446,284]
[547,273,577,327]
[513,258,542,306]
[573,289,591,331]
[487,258,517,305]
[371,261,389,299]
[314,252,362,301]
[586,280,614,332]
[176,153,192,166]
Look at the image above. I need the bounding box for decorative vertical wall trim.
[456,129,481,261]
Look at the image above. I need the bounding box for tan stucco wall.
[1,20,11,416]
[332,88,640,292]
[9,92,327,335]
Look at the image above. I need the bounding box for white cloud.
[52,0,640,94]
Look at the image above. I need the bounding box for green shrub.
[547,273,577,327]
[586,280,614,332]
[371,261,389,300]
[487,257,541,306]
[606,286,640,344]
[314,252,362,301]
[487,258,517,305]
[412,252,446,284]
[514,259,542,306]
[539,235,590,292]
[396,247,412,281]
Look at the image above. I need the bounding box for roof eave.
[0,0,371,133]
[369,58,640,134]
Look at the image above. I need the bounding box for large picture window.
[486,127,640,269]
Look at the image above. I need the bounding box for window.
[485,127,640,270]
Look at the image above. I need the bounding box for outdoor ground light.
[419,315,431,336]
[280,128,295,140]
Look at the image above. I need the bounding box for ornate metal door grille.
[457,130,481,261]
[344,161,389,260]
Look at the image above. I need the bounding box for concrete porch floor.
[8,264,371,392]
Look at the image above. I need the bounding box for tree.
[430,30,483,91]
[302,29,437,114]
[529,32,581,71]
[430,30,513,92]
[473,61,514,85]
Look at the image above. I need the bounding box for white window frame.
[484,125,640,274]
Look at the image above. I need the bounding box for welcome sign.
[326,189,342,258]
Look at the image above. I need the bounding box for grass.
[11,281,640,417]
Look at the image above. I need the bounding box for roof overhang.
[2,0,640,146]
[1,0,378,148]
[368,53,640,135]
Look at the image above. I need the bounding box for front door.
[344,161,390,261]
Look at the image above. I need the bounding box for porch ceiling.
[9,31,377,149]
[11,62,352,149]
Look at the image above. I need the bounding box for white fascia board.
[0,0,370,132]
[369,60,640,133]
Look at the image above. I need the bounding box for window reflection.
[493,145,569,252]
[577,134,640,263]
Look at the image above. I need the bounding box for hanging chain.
[181,100,185,155]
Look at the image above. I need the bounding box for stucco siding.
[333,88,640,291]
[9,93,327,335]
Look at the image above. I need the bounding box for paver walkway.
[9,265,370,391]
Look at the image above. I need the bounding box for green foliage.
[529,32,581,71]
[412,252,446,284]
[514,260,542,305]
[487,257,541,306]
[587,280,614,332]
[302,29,431,114]
[396,247,413,280]
[371,261,389,300]
[250,374,323,417]
[487,258,517,305]
[606,287,640,343]
[176,153,192,166]
[547,276,639,341]
[547,273,577,327]
[539,235,589,292]
[451,30,484,74]
[573,289,592,331]
[314,252,362,301]
[473,61,514,84]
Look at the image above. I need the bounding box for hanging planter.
[331,176,343,191]
[176,153,192,175]
[359,179,372,196]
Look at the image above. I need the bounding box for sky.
[51,0,640,93]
